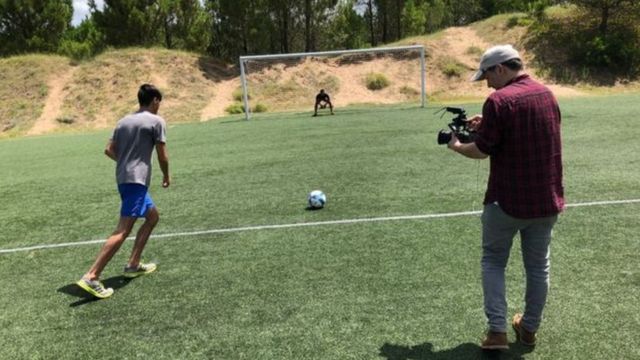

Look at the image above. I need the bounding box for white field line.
[2,198,640,255]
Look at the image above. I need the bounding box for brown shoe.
[512,313,537,346]
[481,331,509,350]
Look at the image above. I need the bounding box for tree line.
[0,0,638,73]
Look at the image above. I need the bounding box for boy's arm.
[105,140,117,161]
[156,142,171,188]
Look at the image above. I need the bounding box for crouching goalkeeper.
[313,89,334,116]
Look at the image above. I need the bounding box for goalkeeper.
[313,89,334,116]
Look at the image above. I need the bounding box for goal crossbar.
[239,45,427,120]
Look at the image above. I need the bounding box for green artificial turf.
[0,95,639,359]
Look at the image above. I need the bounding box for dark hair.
[137,84,162,106]
[501,58,523,71]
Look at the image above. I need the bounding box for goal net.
[239,45,426,119]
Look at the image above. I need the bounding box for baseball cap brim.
[470,69,485,82]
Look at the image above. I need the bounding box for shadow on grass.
[379,342,534,360]
[57,276,135,307]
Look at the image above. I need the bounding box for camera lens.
[437,130,451,145]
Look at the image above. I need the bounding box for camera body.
[437,107,477,145]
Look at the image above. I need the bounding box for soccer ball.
[307,190,327,209]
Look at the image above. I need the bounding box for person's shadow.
[379,341,534,360]
[57,276,135,307]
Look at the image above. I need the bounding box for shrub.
[365,73,390,90]
[225,103,245,114]
[465,46,483,57]
[527,11,640,80]
[577,33,640,71]
[58,40,94,61]
[399,86,419,97]
[56,117,75,124]
[439,57,467,78]
[506,15,533,28]
[252,103,268,113]
[232,87,251,101]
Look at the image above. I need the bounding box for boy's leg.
[84,216,137,280]
[313,102,319,116]
[329,102,334,114]
[127,206,159,268]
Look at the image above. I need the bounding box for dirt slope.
[0,17,629,138]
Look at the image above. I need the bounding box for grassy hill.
[1,11,638,139]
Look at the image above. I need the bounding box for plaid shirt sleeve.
[475,98,501,156]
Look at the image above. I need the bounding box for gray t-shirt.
[111,111,167,187]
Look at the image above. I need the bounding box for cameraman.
[446,45,564,350]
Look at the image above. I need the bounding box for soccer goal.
[238,45,426,120]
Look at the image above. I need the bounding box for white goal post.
[238,45,426,120]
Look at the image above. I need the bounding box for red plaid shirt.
[475,74,564,218]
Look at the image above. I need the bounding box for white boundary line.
[2,199,640,255]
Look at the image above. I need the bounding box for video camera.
[436,107,476,145]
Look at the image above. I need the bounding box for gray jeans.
[481,203,558,333]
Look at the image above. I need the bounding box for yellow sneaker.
[76,278,114,299]
[123,262,157,278]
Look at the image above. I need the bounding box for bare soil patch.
[28,67,78,135]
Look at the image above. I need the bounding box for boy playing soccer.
[76,84,171,299]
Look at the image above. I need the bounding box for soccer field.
[1,95,639,359]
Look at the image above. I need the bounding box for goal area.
[239,45,426,120]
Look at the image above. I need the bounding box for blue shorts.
[118,183,155,218]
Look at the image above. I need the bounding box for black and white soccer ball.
[307,190,327,209]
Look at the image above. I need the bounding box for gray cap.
[470,45,520,82]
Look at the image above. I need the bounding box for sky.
[72,0,103,26]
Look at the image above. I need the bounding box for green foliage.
[527,0,556,18]
[161,0,212,51]
[57,41,93,61]
[401,0,428,36]
[465,46,483,57]
[225,102,245,114]
[0,0,73,56]
[55,116,75,124]
[527,3,640,80]
[232,87,251,101]
[252,103,268,113]
[92,0,161,47]
[58,18,105,61]
[577,32,640,72]
[326,1,367,49]
[91,0,210,51]
[425,0,447,33]
[399,85,419,98]
[506,14,533,28]
[365,72,390,90]
[0,0,567,61]
[439,57,467,78]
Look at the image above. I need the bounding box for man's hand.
[162,175,171,188]
[447,132,488,159]
[447,132,461,151]
[467,114,483,131]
